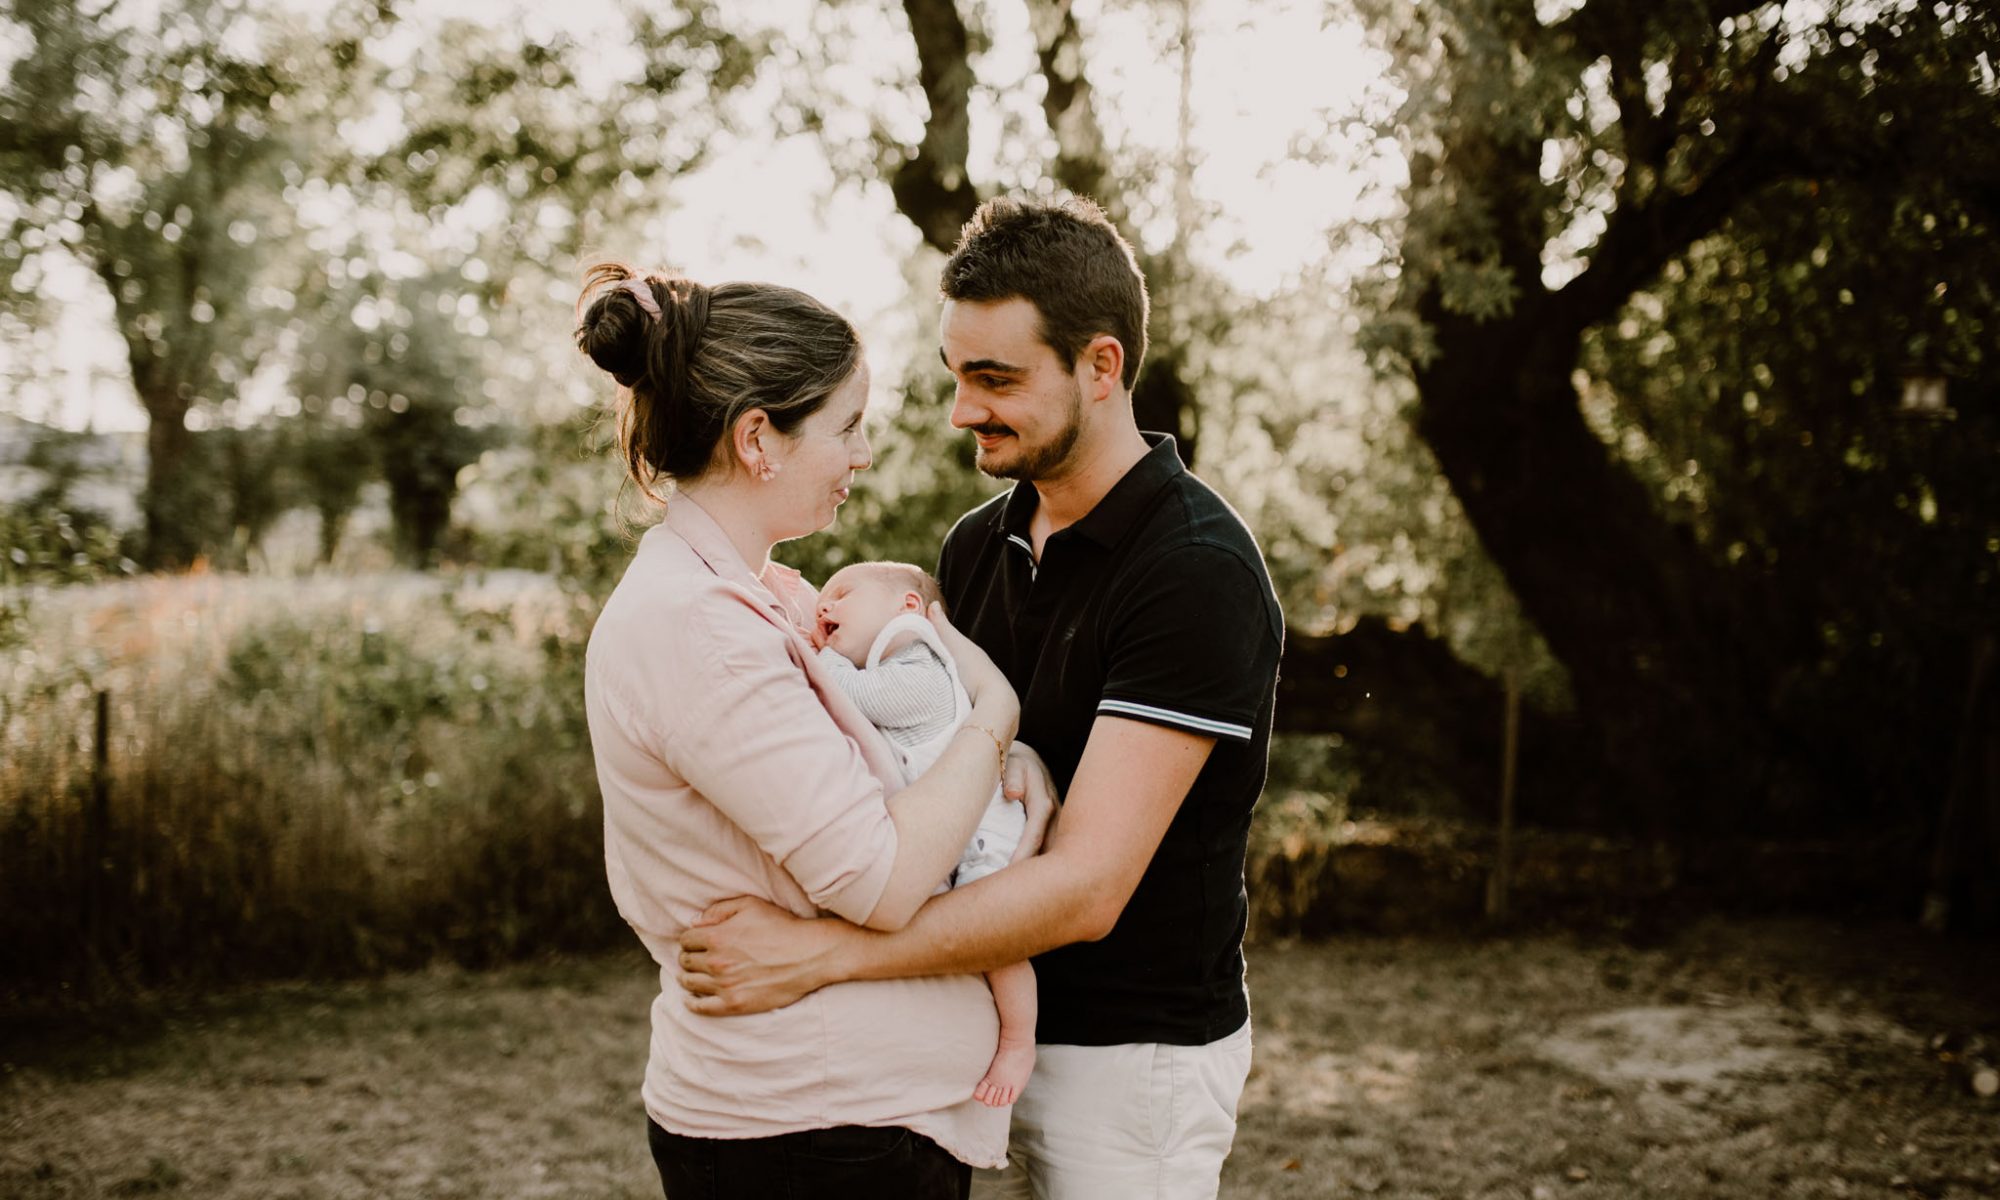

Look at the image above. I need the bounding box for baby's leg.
[973,960,1038,1107]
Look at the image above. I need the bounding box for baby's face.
[815,565,919,665]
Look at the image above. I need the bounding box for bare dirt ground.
[4,918,1996,1199]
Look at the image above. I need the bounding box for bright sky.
[4,0,1394,432]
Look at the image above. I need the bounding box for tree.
[2,0,759,570]
[1344,0,2000,841]
[284,411,370,565]
[324,3,763,564]
[211,422,289,567]
[287,276,488,568]
[0,0,377,567]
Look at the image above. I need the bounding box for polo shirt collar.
[999,433,1186,551]
[654,494,813,629]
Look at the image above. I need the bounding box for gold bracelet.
[961,723,1009,777]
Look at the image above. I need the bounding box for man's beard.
[973,380,1082,481]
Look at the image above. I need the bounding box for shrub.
[0,572,615,1000]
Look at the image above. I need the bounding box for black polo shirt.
[937,434,1283,1047]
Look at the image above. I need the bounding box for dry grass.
[2,571,615,997]
[5,918,1996,1199]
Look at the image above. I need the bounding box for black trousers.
[647,1115,972,1200]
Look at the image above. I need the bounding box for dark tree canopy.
[1337,0,1999,879]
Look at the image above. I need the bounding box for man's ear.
[1081,334,1124,402]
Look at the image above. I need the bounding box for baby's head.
[815,561,944,665]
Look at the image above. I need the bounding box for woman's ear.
[730,408,772,473]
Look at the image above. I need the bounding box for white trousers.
[970,1020,1253,1200]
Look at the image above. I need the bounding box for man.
[679,196,1283,1199]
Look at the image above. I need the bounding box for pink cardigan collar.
[654,495,817,637]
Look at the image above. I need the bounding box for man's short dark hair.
[941,196,1150,391]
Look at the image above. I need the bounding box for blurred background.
[4,1,1999,1194]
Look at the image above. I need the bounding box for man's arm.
[678,714,1211,1013]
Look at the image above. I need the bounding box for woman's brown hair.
[575,263,862,500]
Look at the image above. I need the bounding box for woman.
[574,262,1018,1199]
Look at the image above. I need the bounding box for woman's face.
[769,361,872,540]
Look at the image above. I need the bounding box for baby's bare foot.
[973,1041,1036,1108]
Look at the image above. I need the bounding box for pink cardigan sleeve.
[658,590,901,925]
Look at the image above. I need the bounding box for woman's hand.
[1003,741,1058,864]
[927,604,1018,733]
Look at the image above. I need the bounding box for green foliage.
[1336,0,2000,834]
[286,275,491,567]
[455,414,632,597]
[364,394,486,570]
[1182,275,1568,703]
[374,4,762,263]
[208,423,291,567]
[0,505,132,588]
[1582,173,2000,811]
[0,420,140,646]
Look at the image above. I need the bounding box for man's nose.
[948,386,984,430]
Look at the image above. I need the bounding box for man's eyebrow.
[938,347,1025,376]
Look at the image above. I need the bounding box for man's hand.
[1004,742,1058,864]
[677,896,849,1015]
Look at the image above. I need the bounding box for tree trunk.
[317,506,347,565]
[892,0,980,251]
[1410,301,1801,832]
[136,389,207,570]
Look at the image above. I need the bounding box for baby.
[812,560,1037,1108]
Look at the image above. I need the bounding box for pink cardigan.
[584,496,1007,1168]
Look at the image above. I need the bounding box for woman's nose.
[852,429,873,471]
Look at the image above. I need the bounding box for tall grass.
[1,571,618,1001]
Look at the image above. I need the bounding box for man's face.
[939,297,1083,481]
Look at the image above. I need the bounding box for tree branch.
[1545,16,1991,341]
[1550,0,1774,62]
[1024,0,1112,208]
[891,0,980,252]
[1546,139,1775,335]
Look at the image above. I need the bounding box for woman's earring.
[757,459,780,482]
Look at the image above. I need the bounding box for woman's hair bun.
[576,264,658,388]
[577,260,857,502]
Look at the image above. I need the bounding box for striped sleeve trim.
[1097,699,1253,741]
